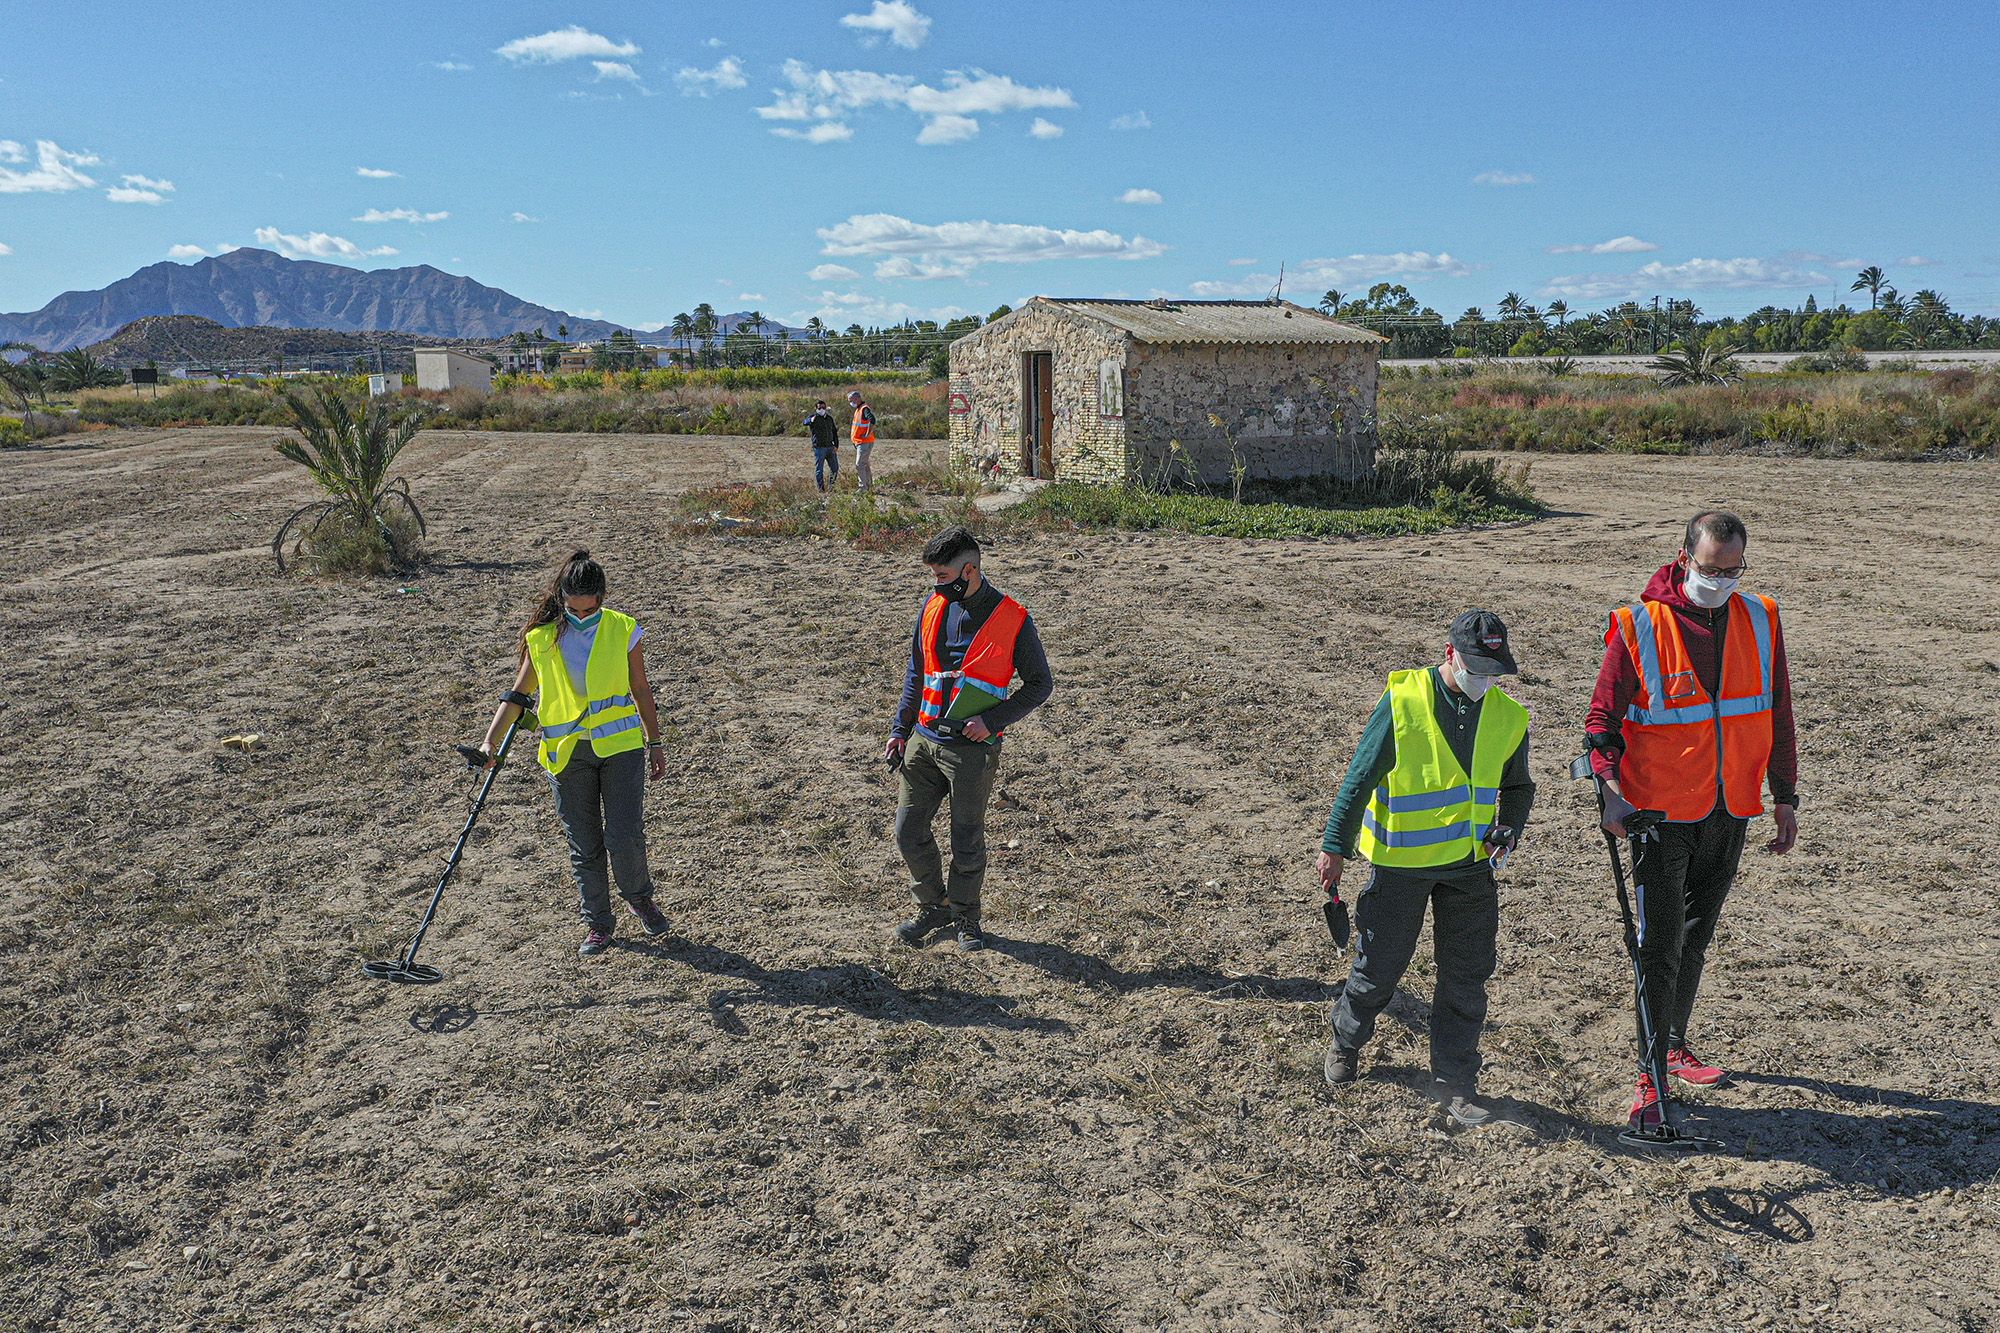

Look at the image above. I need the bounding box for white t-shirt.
[557,618,642,694]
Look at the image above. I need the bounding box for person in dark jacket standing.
[1319,610,1536,1129]
[1587,510,1798,1130]
[805,400,840,491]
[886,527,1053,949]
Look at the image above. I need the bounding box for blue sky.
[4,1,1997,328]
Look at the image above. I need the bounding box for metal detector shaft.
[372,715,524,981]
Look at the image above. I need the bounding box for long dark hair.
[518,549,607,658]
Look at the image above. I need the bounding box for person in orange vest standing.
[1586,510,1800,1131]
[847,388,877,492]
[885,526,1053,949]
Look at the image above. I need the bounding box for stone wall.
[947,304,1131,484]
[1126,342,1378,485]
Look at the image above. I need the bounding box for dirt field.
[3,426,1997,1333]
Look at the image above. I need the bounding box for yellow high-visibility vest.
[526,608,644,776]
[1355,668,1528,868]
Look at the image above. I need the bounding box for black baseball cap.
[1449,609,1518,675]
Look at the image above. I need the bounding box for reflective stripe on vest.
[527,608,645,776]
[915,592,1025,740]
[1610,591,1778,822]
[1354,668,1529,869]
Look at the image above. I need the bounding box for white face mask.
[1455,663,1498,700]
[1683,566,1739,608]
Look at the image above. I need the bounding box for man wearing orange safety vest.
[1586,510,1800,1131]
[847,389,877,492]
[886,527,1053,950]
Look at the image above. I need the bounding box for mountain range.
[0,248,801,352]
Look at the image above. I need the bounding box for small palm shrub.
[271,385,428,573]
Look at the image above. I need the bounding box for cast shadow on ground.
[406,934,1070,1037]
[982,932,1343,1004]
[1680,1071,2000,1199]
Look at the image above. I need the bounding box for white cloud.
[0,139,99,194]
[107,174,175,205]
[168,243,209,259]
[1190,251,1472,298]
[1472,170,1536,186]
[797,289,972,325]
[809,263,860,281]
[353,208,449,223]
[773,122,855,143]
[917,114,979,145]
[593,60,641,83]
[1900,255,1937,267]
[874,256,971,280]
[738,293,766,301]
[840,1,932,49]
[496,26,639,64]
[254,227,399,261]
[757,61,1072,142]
[356,166,398,178]
[0,241,12,256]
[1109,110,1151,131]
[1029,117,1063,140]
[1548,234,1657,255]
[1227,257,1258,266]
[433,61,471,72]
[1541,255,1829,303]
[819,213,1167,272]
[511,211,540,223]
[1118,188,1163,205]
[677,56,747,95]
[0,140,21,163]
[705,37,724,48]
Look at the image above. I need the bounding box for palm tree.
[1878,288,1907,321]
[270,385,428,571]
[1318,289,1346,315]
[1546,300,1569,328]
[1911,289,1951,321]
[1497,292,1526,326]
[670,312,694,366]
[1850,266,1886,310]
[1650,337,1743,387]
[1,341,51,431]
[556,322,570,344]
[47,349,124,391]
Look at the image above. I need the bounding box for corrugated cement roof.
[1039,298,1386,346]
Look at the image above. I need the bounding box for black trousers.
[1331,865,1498,1091]
[1631,805,1748,1068]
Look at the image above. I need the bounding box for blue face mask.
[564,608,602,631]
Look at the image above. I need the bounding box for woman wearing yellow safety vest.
[1315,610,1536,1129]
[478,550,671,958]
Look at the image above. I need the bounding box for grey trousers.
[546,741,653,932]
[894,735,999,913]
[1331,866,1499,1091]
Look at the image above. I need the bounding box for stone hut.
[946,297,1386,486]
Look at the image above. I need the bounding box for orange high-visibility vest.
[1609,591,1779,822]
[917,593,1025,741]
[851,404,876,445]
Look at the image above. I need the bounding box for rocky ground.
[2,427,1996,1331]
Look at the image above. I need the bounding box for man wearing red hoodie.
[1586,510,1800,1131]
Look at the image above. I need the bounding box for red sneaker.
[1666,1044,1728,1087]
[1629,1074,1664,1129]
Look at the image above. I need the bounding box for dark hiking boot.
[1323,1045,1360,1087]
[951,908,986,952]
[628,896,671,938]
[896,902,953,946]
[578,928,614,958]
[1434,1083,1495,1129]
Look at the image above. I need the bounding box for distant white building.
[413,348,495,395]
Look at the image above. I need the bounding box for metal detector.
[363,709,533,984]
[1571,740,1723,1154]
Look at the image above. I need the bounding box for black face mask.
[934,576,970,603]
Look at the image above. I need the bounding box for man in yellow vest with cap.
[1317,610,1536,1128]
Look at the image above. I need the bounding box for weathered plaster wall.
[1125,342,1378,485]
[947,304,1130,483]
